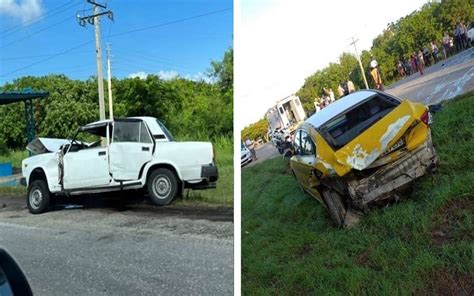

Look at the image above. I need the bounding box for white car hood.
[27,138,70,154]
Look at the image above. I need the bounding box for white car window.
[113,121,140,143]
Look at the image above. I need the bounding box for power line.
[106,8,231,39]
[0,16,73,49]
[0,1,82,38]
[0,7,231,78]
[0,40,92,78]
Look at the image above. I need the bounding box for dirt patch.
[430,195,474,246]
[356,247,382,272]
[296,244,313,259]
[418,270,474,296]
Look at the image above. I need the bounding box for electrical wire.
[0,16,73,49]
[0,1,81,38]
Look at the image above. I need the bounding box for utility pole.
[349,37,369,89]
[76,1,114,121]
[106,43,114,119]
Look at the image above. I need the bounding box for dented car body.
[21,117,218,214]
[290,90,437,227]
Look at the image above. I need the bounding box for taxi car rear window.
[319,94,400,150]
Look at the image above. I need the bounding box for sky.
[0,0,233,85]
[236,0,428,130]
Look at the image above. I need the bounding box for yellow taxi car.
[290,90,438,227]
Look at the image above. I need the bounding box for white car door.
[63,146,111,189]
[109,120,154,181]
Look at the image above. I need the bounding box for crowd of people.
[396,22,471,78]
[311,22,471,114]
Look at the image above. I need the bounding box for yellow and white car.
[290,90,438,227]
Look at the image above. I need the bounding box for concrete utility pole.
[349,37,369,89]
[106,43,114,119]
[76,1,114,121]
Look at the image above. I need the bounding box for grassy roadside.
[0,137,233,207]
[242,92,474,294]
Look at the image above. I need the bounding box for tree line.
[0,48,233,151]
[297,0,473,111]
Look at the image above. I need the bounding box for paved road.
[386,48,474,104]
[244,142,279,167]
[0,196,233,295]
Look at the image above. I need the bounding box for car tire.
[147,168,178,206]
[321,189,347,227]
[26,179,51,214]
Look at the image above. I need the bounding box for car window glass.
[301,131,315,155]
[293,130,302,155]
[139,122,152,143]
[113,121,140,142]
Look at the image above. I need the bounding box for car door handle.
[98,151,106,156]
[142,147,150,151]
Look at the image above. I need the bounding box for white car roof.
[306,90,378,128]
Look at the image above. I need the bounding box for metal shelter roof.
[0,91,49,105]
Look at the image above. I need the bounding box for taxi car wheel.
[26,179,51,214]
[147,168,178,206]
[322,189,347,227]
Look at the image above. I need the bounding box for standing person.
[460,22,468,50]
[417,50,424,75]
[323,87,335,102]
[423,47,431,67]
[338,81,349,97]
[245,138,257,161]
[442,32,451,59]
[347,80,355,93]
[370,60,384,90]
[454,24,462,53]
[431,41,439,64]
[397,60,406,78]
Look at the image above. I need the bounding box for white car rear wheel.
[147,168,178,206]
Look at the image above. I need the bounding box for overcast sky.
[236,0,427,130]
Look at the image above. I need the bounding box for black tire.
[321,189,347,227]
[26,179,51,214]
[147,168,178,206]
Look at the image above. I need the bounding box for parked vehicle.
[266,95,306,135]
[467,21,474,45]
[241,143,253,167]
[21,117,218,214]
[289,90,438,227]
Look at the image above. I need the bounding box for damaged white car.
[21,117,218,214]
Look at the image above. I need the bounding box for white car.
[468,21,474,45]
[241,143,252,167]
[21,117,218,214]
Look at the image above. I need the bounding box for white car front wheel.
[147,168,178,206]
[26,179,51,214]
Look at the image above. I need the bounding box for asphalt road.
[244,142,279,168]
[0,196,233,295]
[386,48,474,104]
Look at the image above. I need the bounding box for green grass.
[0,150,28,169]
[242,92,474,295]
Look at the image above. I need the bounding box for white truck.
[21,117,218,214]
[265,95,306,135]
